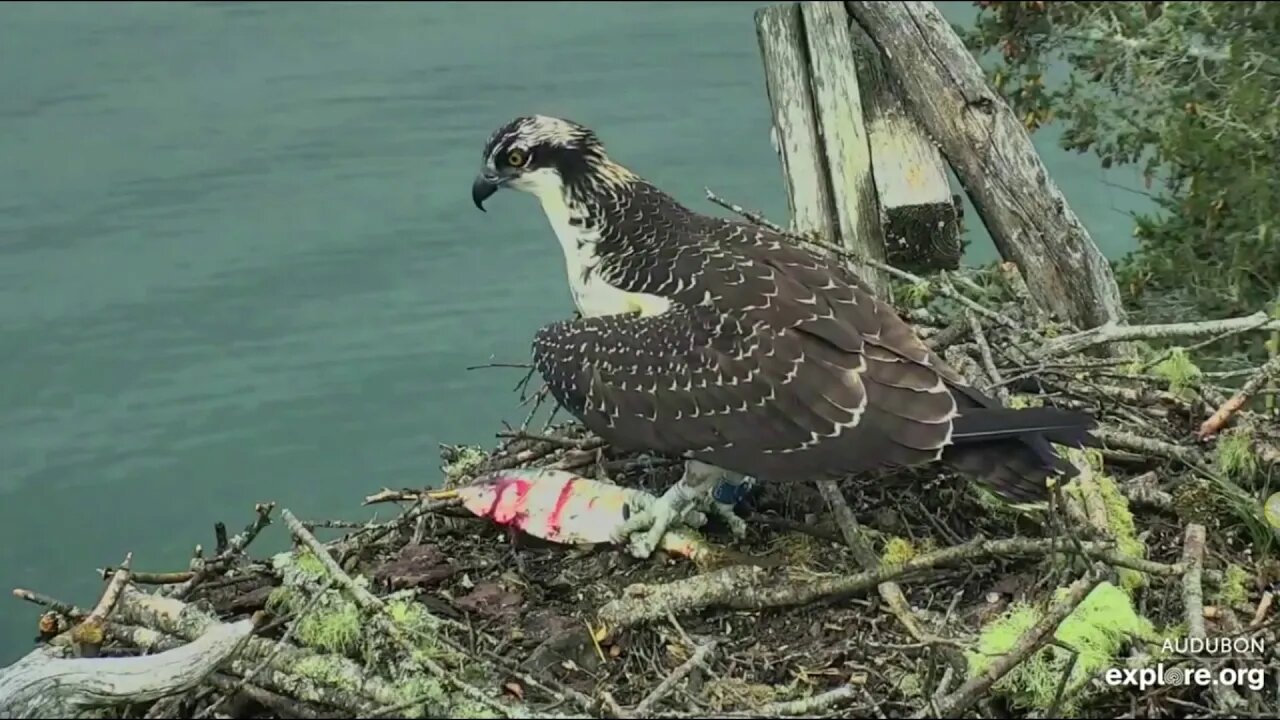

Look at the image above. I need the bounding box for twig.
[465,361,533,371]
[966,310,1006,396]
[596,537,1178,629]
[89,554,133,621]
[281,511,386,612]
[1197,354,1280,439]
[928,567,1106,719]
[496,429,605,450]
[303,520,377,531]
[102,589,403,711]
[632,641,717,716]
[214,522,229,556]
[1036,312,1280,358]
[1181,523,1208,640]
[1093,428,1202,466]
[205,673,330,720]
[101,569,192,585]
[11,589,88,620]
[817,479,935,645]
[1138,316,1274,375]
[599,691,627,719]
[743,684,859,716]
[169,502,275,600]
[1044,643,1081,719]
[363,488,427,505]
[71,553,133,657]
[1250,592,1273,629]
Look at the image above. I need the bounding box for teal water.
[0,1,1149,663]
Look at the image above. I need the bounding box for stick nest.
[7,218,1280,719]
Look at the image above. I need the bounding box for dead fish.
[434,468,776,570]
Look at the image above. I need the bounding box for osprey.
[471,115,1095,559]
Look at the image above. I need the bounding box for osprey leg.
[612,459,740,559]
[706,472,753,540]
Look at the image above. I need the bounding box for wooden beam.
[848,18,962,273]
[846,1,1127,332]
[799,1,889,296]
[754,4,838,245]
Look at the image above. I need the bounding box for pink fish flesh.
[454,468,659,545]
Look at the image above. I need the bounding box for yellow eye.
[506,149,528,167]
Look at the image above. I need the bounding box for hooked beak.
[471,173,501,212]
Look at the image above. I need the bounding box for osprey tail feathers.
[941,404,1097,505]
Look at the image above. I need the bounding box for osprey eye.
[506,149,528,168]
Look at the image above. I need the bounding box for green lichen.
[901,280,932,309]
[1094,473,1147,594]
[1152,347,1202,398]
[892,670,923,699]
[393,675,448,717]
[1062,454,1148,593]
[1215,429,1259,482]
[705,678,782,711]
[270,548,329,588]
[443,445,487,485]
[776,531,823,568]
[1008,393,1044,409]
[387,596,434,633]
[385,650,490,718]
[267,549,369,656]
[881,537,918,567]
[440,692,492,718]
[1160,621,1188,645]
[1216,564,1252,609]
[265,546,492,717]
[294,654,364,692]
[295,597,363,656]
[1082,448,1106,475]
[971,483,1041,520]
[967,581,1158,715]
[385,594,446,661]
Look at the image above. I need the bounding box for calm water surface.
[0,1,1148,661]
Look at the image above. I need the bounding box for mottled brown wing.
[531,269,957,483]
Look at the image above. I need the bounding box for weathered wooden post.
[848,19,963,273]
[846,0,1127,332]
[754,1,963,296]
[755,2,888,298]
[755,4,839,251]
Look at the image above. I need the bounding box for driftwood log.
[0,620,254,719]
[0,560,255,720]
[846,0,1127,332]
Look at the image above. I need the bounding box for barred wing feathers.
[533,216,1094,502]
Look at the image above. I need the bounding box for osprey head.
[471,114,615,211]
